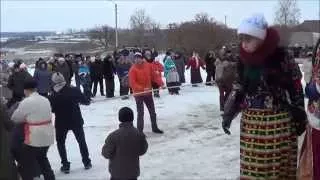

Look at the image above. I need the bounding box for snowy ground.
[37,67,241,180]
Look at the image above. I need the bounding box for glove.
[222,115,232,135]
[221,90,243,135]
[290,106,307,136]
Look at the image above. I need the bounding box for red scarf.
[240,28,280,66]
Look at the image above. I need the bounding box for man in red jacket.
[129,52,164,134]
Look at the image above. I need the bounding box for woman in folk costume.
[299,38,320,180]
[222,14,307,179]
[164,57,180,95]
[186,51,205,86]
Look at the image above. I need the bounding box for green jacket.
[0,102,17,180]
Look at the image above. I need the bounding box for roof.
[294,20,320,33]
[289,31,320,46]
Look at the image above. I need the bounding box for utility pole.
[109,0,118,49]
[115,3,118,48]
[224,15,227,27]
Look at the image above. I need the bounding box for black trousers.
[55,126,91,166]
[92,77,104,96]
[19,145,55,180]
[105,77,115,98]
[218,85,231,111]
[167,82,180,94]
[111,178,137,180]
[119,77,129,96]
[135,95,159,132]
[152,82,160,96]
[206,70,215,84]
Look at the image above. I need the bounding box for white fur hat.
[19,63,27,69]
[58,57,65,62]
[237,13,268,40]
[90,56,96,62]
[8,62,15,68]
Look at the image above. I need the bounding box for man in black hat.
[102,107,148,180]
[11,78,55,180]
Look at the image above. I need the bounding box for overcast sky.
[1,0,319,32]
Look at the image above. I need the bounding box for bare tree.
[274,0,301,26]
[194,12,214,24]
[130,9,154,30]
[130,8,158,46]
[88,25,115,50]
[167,12,235,57]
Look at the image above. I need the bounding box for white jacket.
[303,59,312,83]
[11,92,54,147]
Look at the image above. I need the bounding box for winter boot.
[121,96,129,100]
[84,162,92,170]
[152,128,164,134]
[60,162,70,174]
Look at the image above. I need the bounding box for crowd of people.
[1,13,319,180]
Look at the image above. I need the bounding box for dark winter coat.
[215,55,237,89]
[173,56,186,83]
[49,86,90,130]
[7,102,24,151]
[72,61,80,77]
[120,49,130,57]
[0,102,17,180]
[204,54,216,73]
[90,59,104,80]
[33,62,52,94]
[116,63,131,78]
[103,59,116,79]
[102,122,148,179]
[55,62,72,85]
[7,70,33,97]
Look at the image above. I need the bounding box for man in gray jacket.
[102,107,148,180]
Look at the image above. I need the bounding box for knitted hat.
[237,14,268,40]
[134,52,143,59]
[90,56,96,62]
[23,78,37,90]
[52,72,66,92]
[118,107,134,122]
[58,57,65,62]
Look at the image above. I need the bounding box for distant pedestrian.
[186,52,205,86]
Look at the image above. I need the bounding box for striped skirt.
[240,109,298,180]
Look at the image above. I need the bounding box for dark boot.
[84,162,92,170]
[60,162,70,174]
[152,128,164,134]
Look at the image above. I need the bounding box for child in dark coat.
[102,107,148,180]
